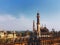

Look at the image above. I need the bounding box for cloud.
[0,14,33,31]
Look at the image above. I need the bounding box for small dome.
[37,12,39,15]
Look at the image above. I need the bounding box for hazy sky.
[0,0,60,31]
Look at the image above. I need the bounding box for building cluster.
[0,13,60,45]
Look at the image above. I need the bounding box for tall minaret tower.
[37,12,41,37]
[33,20,35,32]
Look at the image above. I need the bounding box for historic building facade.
[13,12,60,45]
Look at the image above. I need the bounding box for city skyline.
[0,0,60,31]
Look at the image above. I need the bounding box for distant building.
[0,31,5,39]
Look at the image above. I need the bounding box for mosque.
[14,12,60,45]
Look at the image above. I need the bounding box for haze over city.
[0,0,60,31]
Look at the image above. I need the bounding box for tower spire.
[33,20,35,31]
[37,12,41,37]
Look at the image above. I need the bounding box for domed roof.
[40,27,49,34]
[37,12,39,15]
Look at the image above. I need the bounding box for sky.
[0,0,60,31]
